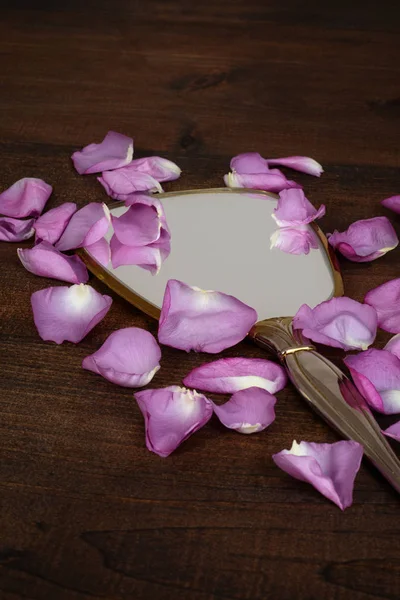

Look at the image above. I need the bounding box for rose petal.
[344,348,400,414]
[384,334,400,359]
[31,284,112,344]
[135,386,213,457]
[82,327,161,387]
[98,169,162,201]
[327,217,398,262]
[230,152,270,174]
[213,387,276,434]
[84,237,110,267]
[272,188,325,227]
[110,228,171,274]
[293,297,377,351]
[123,195,170,235]
[112,203,161,246]
[126,156,181,182]
[224,172,301,193]
[365,278,400,333]
[270,225,319,255]
[0,217,35,242]
[0,178,52,218]
[71,131,133,175]
[381,195,400,214]
[158,279,258,353]
[55,203,111,251]
[183,357,286,394]
[383,421,400,442]
[18,241,89,284]
[267,156,323,177]
[272,440,363,510]
[34,202,77,244]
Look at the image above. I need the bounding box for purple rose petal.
[34,202,77,245]
[18,241,89,284]
[0,178,52,218]
[344,348,400,414]
[293,297,377,351]
[83,327,161,387]
[183,357,286,394]
[55,202,111,252]
[365,278,400,334]
[84,237,110,267]
[270,225,319,255]
[272,440,363,510]
[127,156,181,182]
[98,168,162,201]
[158,279,258,353]
[224,172,300,193]
[381,195,400,214]
[0,217,35,242]
[230,152,271,174]
[112,203,162,247]
[327,217,398,262]
[71,131,133,175]
[273,188,325,227]
[384,334,400,360]
[135,386,213,457]
[31,284,112,344]
[213,387,277,434]
[383,421,400,442]
[267,156,323,177]
[110,228,171,274]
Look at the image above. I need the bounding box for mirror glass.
[85,189,336,320]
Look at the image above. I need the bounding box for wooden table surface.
[1,2,400,599]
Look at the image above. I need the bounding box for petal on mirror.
[267,156,323,177]
[31,284,112,344]
[98,168,162,200]
[71,131,134,175]
[270,225,319,255]
[272,189,325,227]
[212,387,276,434]
[381,195,400,214]
[183,357,287,394]
[224,171,301,193]
[83,327,161,387]
[84,237,111,267]
[18,241,89,284]
[272,440,363,510]
[110,228,171,274]
[55,202,111,251]
[293,297,377,351]
[0,178,52,218]
[135,386,213,457]
[34,202,77,244]
[112,203,162,246]
[0,217,35,242]
[344,348,400,414]
[365,278,400,333]
[327,217,398,262]
[158,279,258,353]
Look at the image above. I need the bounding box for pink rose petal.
[110,228,171,274]
[0,217,35,242]
[293,297,377,351]
[18,241,89,284]
[270,225,319,255]
[383,421,400,442]
[98,169,162,201]
[135,386,213,457]
[71,131,133,175]
[0,178,52,218]
[384,334,400,359]
[213,387,276,434]
[327,217,398,262]
[381,195,400,214]
[272,440,363,510]
[158,279,258,353]
[365,278,400,333]
[273,188,325,227]
[127,156,181,182]
[34,202,77,244]
[84,237,110,267]
[344,348,400,414]
[31,283,112,344]
[224,172,301,193]
[183,357,286,394]
[55,202,111,252]
[112,203,162,247]
[123,195,171,236]
[82,327,161,387]
[267,156,323,177]
[230,152,271,174]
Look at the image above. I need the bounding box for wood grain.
[0,2,400,599]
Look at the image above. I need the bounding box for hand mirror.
[79,188,400,493]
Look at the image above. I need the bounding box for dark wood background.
[1,1,400,599]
